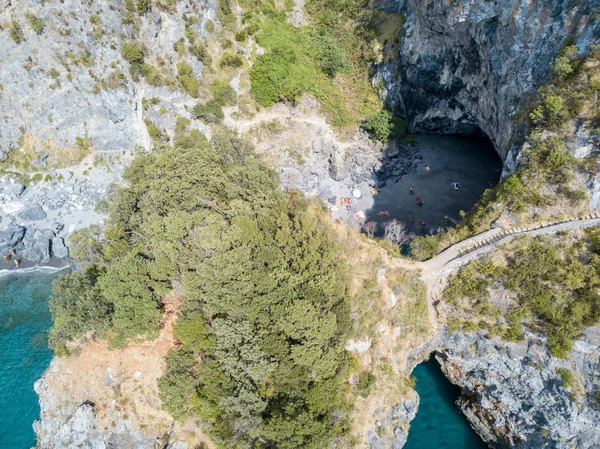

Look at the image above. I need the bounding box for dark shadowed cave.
[365,133,502,236]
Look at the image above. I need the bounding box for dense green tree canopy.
[51,132,352,448]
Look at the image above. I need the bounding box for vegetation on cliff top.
[243,0,399,130]
[444,232,600,358]
[50,132,354,448]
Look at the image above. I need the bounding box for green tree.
[362,110,393,141]
[49,269,113,354]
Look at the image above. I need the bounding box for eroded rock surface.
[380,0,600,159]
[437,329,600,449]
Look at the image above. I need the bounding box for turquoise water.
[405,358,488,449]
[0,268,64,449]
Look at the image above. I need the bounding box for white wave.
[0,265,69,278]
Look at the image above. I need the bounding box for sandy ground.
[324,135,502,237]
[367,135,502,234]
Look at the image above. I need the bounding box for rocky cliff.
[380,0,600,160]
[0,0,217,263]
[11,0,600,448]
[436,328,600,449]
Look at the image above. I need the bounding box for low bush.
[9,21,24,44]
[26,13,44,35]
[362,110,393,141]
[219,52,244,68]
[191,99,224,123]
[120,41,145,65]
[176,61,199,97]
[209,80,237,106]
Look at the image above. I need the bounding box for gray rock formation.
[366,398,419,449]
[18,204,47,221]
[0,225,25,251]
[435,329,600,449]
[0,0,217,158]
[22,228,51,263]
[380,0,600,159]
[51,237,69,259]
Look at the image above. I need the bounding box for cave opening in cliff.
[364,133,502,237]
[404,357,487,448]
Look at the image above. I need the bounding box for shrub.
[362,110,393,141]
[137,0,151,13]
[556,368,575,389]
[120,41,145,65]
[311,30,349,78]
[145,119,167,141]
[173,38,186,55]
[189,43,209,63]
[140,64,163,86]
[209,80,237,106]
[357,371,376,398]
[553,56,574,79]
[176,61,199,97]
[192,99,224,123]
[530,94,569,128]
[9,21,24,44]
[26,13,44,35]
[526,136,573,183]
[219,52,243,68]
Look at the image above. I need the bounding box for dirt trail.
[222,104,352,148]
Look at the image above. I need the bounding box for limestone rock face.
[435,329,600,449]
[51,236,68,259]
[380,0,600,159]
[0,0,218,264]
[0,0,217,157]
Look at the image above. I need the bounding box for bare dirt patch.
[43,292,215,448]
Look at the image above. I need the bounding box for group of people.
[2,248,19,267]
[410,218,427,232]
[408,164,433,230]
[409,187,424,207]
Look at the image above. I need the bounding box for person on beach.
[409,187,414,195]
[415,195,420,202]
[3,255,9,264]
[417,201,423,207]
[13,258,19,268]
[425,165,431,173]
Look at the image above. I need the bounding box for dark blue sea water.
[0,268,64,449]
[405,358,488,449]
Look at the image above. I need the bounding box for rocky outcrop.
[366,398,419,449]
[33,319,213,449]
[0,168,120,263]
[380,0,600,159]
[0,0,216,157]
[433,329,600,449]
